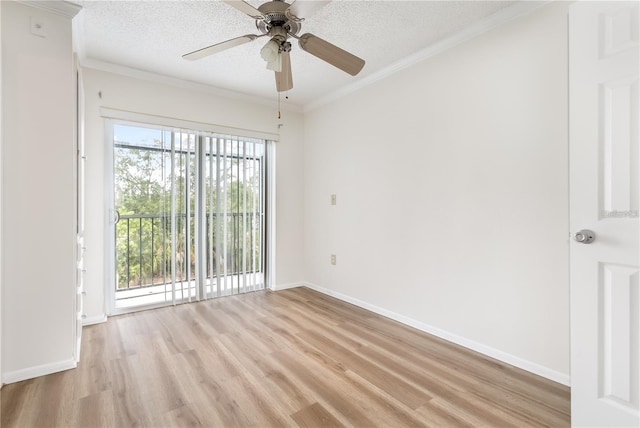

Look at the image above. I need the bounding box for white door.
[570,1,639,427]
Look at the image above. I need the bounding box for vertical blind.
[112,122,267,310]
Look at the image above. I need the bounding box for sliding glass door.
[108,121,267,312]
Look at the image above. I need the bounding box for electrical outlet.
[30,17,46,38]
[331,194,336,205]
[331,254,336,265]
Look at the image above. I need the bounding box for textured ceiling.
[74,0,517,107]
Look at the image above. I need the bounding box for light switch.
[331,194,336,205]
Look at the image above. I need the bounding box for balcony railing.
[115,212,263,291]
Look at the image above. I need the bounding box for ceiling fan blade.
[183,35,259,61]
[286,0,331,21]
[275,51,293,92]
[223,0,265,19]
[298,33,365,76]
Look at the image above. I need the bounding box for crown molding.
[17,0,82,18]
[80,58,304,114]
[305,0,552,112]
[75,1,549,114]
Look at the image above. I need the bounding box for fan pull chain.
[278,92,281,119]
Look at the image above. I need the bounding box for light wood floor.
[1,287,570,427]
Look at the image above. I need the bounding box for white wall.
[303,2,570,382]
[81,68,305,319]
[1,1,77,380]
[0,0,571,387]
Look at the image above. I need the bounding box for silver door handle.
[574,229,595,244]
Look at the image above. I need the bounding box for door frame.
[103,115,276,316]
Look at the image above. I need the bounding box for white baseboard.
[302,281,571,387]
[2,358,77,385]
[268,282,303,291]
[83,314,107,326]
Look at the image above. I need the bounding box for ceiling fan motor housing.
[256,0,301,38]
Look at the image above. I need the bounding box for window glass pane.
[112,123,267,310]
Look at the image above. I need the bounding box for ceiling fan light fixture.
[260,39,282,72]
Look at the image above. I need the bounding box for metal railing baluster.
[126,218,130,289]
[139,217,143,286]
[151,218,155,285]
[117,213,264,291]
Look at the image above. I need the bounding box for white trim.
[100,107,280,142]
[17,0,82,18]
[305,1,551,112]
[269,282,302,291]
[76,2,549,113]
[2,358,77,385]
[303,281,571,387]
[81,59,303,113]
[266,142,277,290]
[71,2,86,60]
[104,120,116,316]
[82,314,107,326]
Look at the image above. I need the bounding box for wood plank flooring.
[1,287,570,427]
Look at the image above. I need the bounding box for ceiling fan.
[182,0,366,92]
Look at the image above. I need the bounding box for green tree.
[114,140,263,290]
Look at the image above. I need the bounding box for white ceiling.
[74,0,518,108]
